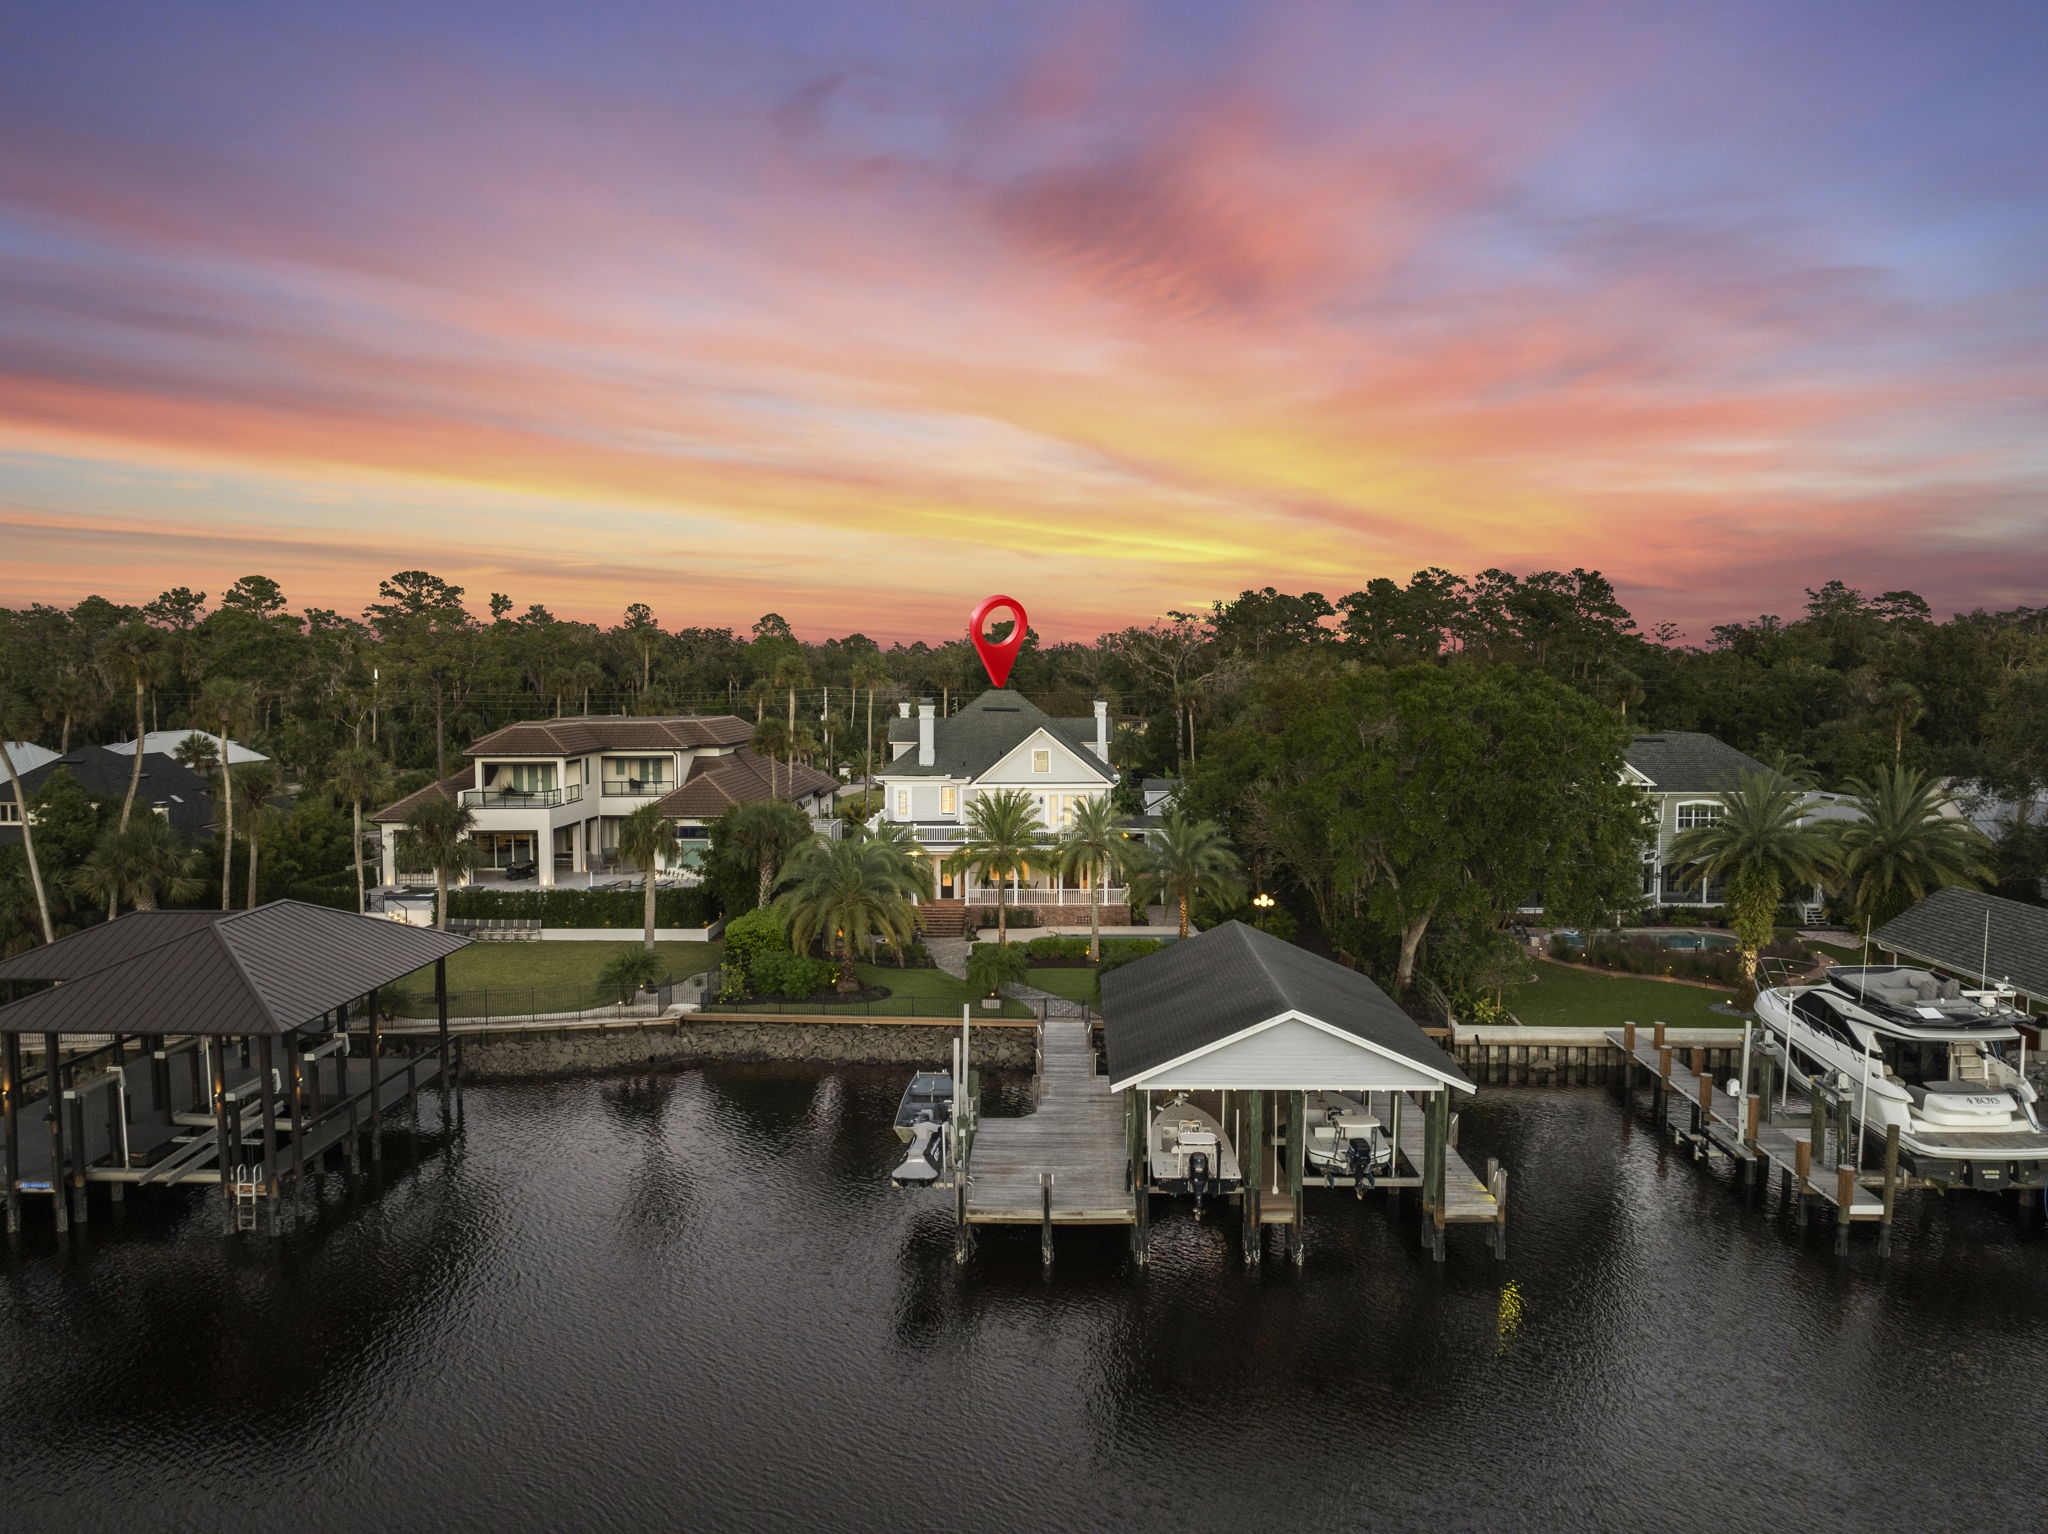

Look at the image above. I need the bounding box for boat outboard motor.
[1187,1150,1212,1215]
[1346,1137,1377,1197]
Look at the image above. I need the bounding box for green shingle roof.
[882,690,1111,781]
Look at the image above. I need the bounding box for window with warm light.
[1031,749,1050,772]
[940,786,956,814]
[895,789,911,819]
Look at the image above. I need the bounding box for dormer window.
[1031,749,1050,773]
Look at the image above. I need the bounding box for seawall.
[376,1015,1037,1080]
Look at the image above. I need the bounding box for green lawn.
[1022,965,1100,1003]
[1509,959,1735,1030]
[391,939,721,1018]
[850,963,1035,1018]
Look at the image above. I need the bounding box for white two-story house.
[372,713,835,888]
[878,689,1121,927]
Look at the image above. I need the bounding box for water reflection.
[0,1071,2043,1533]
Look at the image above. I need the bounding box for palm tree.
[943,788,1044,944]
[40,670,97,753]
[849,654,892,785]
[617,802,681,952]
[73,816,202,914]
[400,796,480,930]
[1833,767,1995,933]
[720,799,812,908]
[751,716,793,794]
[97,622,170,831]
[1127,811,1241,938]
[770,649,812,746]
[1054,795,1132,961]
[0,695,53,944]
[1667,769,1834,996]
[327,745,392,913]
[744,677,774,723]
[776,833,922,991]
[235,762,284,909]
[197,676,258,910]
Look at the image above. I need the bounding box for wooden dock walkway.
[1606,1027,1892,1245]
[964,1018,1134,1225]
[1374,1091,1505,1226]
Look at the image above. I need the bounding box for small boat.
[1148,1095,1243,1215]
[894,1072,953,1143]
[1302,1092,1390,1194]
[891,1120,946,1187]
[890,1070,954,1189]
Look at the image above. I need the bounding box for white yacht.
[1301,1092,1392,1192]
[1148,1096,1243,1213]
[1753,964,2048,1190]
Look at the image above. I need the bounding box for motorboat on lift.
[889,1071,953,1188]
[1148,1095,1243,1215]
[1753,964,2048,1190]
[1301,1092,1392,1193]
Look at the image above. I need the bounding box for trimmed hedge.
[1021,935,1166,963]
[289,873,361,913]
[445,885,720,928]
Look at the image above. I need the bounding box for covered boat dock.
[1102,921,1502,1264]
[0,901,467,1236]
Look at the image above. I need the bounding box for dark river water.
[2,1066,2044,1533]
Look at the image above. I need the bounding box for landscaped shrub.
[597,950,666,1003]
[1098,937,1165,963]
[972,905,1040,930]
[871,938,936,969]
[1024,936,1092,960]
[966,942,1030,995]
[289,872,361,912]
[445,885,720,929]
[1569,931,1807,985]
[720,904,789,991]
[748,949,835,999]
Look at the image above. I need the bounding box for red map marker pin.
[969,594,1028,688]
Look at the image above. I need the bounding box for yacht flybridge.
[1754,964,2048,1190]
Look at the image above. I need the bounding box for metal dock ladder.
[231,1164,262,1232]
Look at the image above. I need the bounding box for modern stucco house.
[877,689,1122,928]
[370,714,836,888]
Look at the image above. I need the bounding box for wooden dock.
[962,1017,1134,1226]
[1607,1025,1895,1249]
[1376,1091,1506,1229]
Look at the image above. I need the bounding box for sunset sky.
[3,0,2045,641]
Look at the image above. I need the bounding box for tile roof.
[1872,888,2048,1004]
[0,900,468,1036]
[464,714,751,757]
[1100,921,1473,1090]
[370,769,471,823]
[654,748,836,819]
[879,689,1111,782]
[1623,732,1770,793]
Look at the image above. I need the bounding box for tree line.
[3,565,2043,982]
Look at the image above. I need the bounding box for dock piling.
[2,1034,18,1236]
[1040,1172,1054,1268]
[1880,1124,1901,1255]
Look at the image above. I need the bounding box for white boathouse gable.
[1118,1011,1452,1093]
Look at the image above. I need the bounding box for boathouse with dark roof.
[1095,922,1500,1261]
[0,900,467,1236]
[1872,888,2048,1007]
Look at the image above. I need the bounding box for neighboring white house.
[370,714,835,889]
[109,731,267,765]
[877,689,1121,921]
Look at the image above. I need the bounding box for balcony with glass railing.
[600,778,672,797]
[459,784,583,809]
